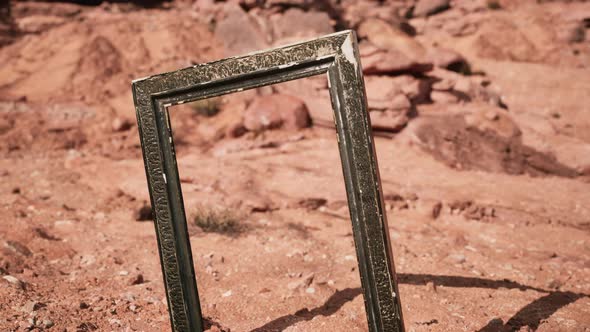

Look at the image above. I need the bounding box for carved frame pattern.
[132,30,405,332]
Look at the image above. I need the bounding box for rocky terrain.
[1,0,590,331]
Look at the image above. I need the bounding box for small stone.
[222,290,232,297]
[129,274,144,286]
[134,202,153,221]
[22,301,41,313]
[26,317,36,329]
[43,320,54,328]
[2,275,24,289]
[79,301,90,309]
[287,273,315,290]
[449,253,466,264]
[484,109,500,121]
[298,198,327,210]
[3,240,32,257]
[305,287,315,294]
[431,201,443,219]
[80,255,96,267]
[413,0,451,17]
[426,281,437,293]
[547,279,563,289]
[112,117,133,132]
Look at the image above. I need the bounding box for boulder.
[16,15,65,34]
[412,0,451,17]
[365,76,405,111]
[340,0,401,29]
[243,94,311,132]
[365,75,431,109]
[360,42,432,75]
[358,18,427,60]
[426,47,470,73]
[215,6,268,55]
[398,76,432,104]
[473,18,538,62]
[370,111,409,133]
[430,90,460,104]
[270,8,333,43]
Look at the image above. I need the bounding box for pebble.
[22,300,41,313]
[42,319,54,328]
[431,201,443,219]
[129,274,144,286]
[112,117,133,132]
[134,202,153,221]
[80,255,96,267]
[449,253,466,264]
[426,281,437,293]
[3,240,32,257]
[222,290,232,297]
[288,273,315,290]
[2,275,24,289]
[108,318,122,327]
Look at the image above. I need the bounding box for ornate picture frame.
[132,30,405,332]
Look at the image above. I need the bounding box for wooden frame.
[132,30,405,332]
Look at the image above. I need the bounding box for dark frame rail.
[132,30,405,332]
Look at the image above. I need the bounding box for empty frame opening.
[167,78,370,331]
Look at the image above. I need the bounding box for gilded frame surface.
[132,30,404,332]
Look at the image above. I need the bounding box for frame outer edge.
[331,31,405,332]
[133,82,192,331]
[132,29,405,332]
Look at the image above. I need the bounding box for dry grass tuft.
[192,206,244,235]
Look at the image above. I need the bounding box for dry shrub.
[192,206,244,235]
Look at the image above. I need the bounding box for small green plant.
[190,97,221,117]
[193,206,244,235]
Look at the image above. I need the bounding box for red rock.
[556,21,586,43]
[270,8,333,42]
[111,117,133,132]
[360,42,432,75]
[243,94,311,132]
[370,111,409,133]
[365,75,431,109]
[412,0,451,17]
[215,5,268,55]
[340,1,401,29]
[426,47,470,73]
[364,76,403,111]
[358,18,427,60]
[399,76,431,104]
[473,18,538,62]
[431,90,460,104]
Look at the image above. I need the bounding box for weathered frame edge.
[132,30,405,332]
